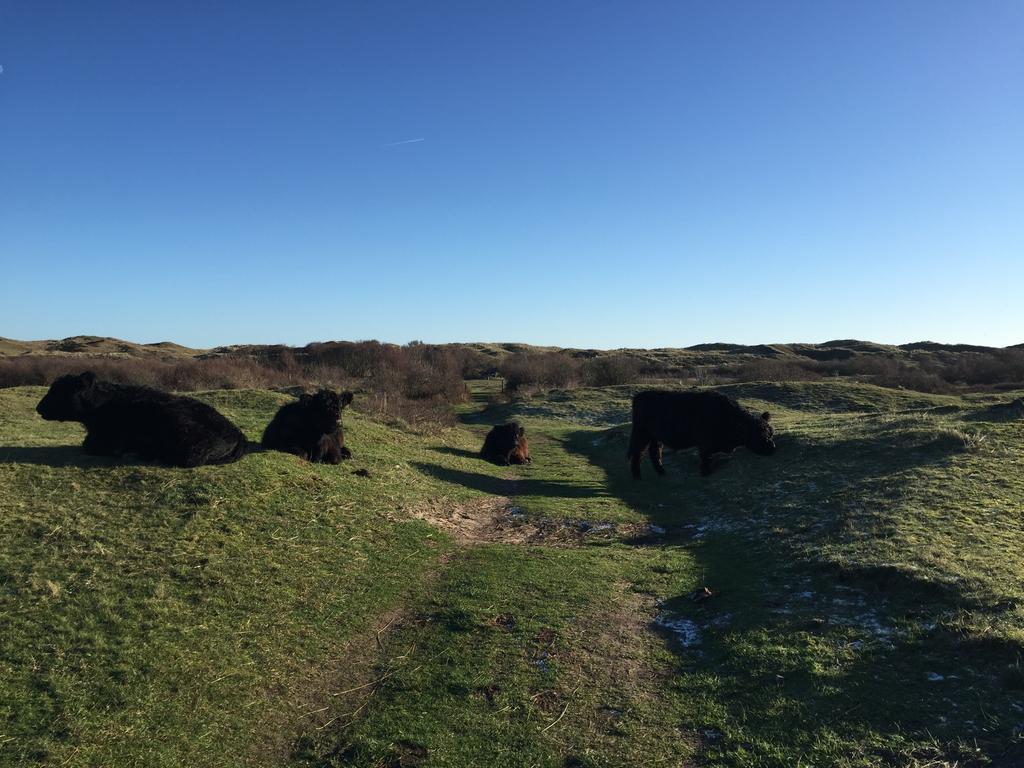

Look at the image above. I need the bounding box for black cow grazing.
[36,371,248,467]
[481,422,531,465]
[627,390,775,479]
[262,389,354,463]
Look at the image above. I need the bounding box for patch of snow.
[655,614,701,647]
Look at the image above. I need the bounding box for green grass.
[3,381,1024,766]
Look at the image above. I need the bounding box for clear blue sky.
[1,2,1021,348]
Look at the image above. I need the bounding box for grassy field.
[2,380,1024,767]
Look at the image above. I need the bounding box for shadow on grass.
[412,462,608,500]
[0,445,135,467]
[428,446,483,461]
[557,423,1024,761]
[963,399,1024,422]
[662,575,1024,764]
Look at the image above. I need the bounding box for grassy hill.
[1,334,1017,365]
[2,380,1024,766]
[0,336,204,360]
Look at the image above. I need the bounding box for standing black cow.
[36,371,249,467]
[627,390,775,479]
[262,389,354,463]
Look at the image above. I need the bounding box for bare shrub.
[582,354,643,387]
[945,349,1024,388]
[357,391,458,432]
[734,358,822,383]
[499,352,582,393]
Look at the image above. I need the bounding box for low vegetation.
[3,376,1024,766]
[5,336,1023,402]
[0,340,474,428]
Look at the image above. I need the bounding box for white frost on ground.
[654,614,702,647]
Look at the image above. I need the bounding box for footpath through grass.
[2,381,1024,767]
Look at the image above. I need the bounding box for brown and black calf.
[481,422,531,465]
[262,389,354,464]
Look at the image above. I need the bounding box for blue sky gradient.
[1,2,1021,348]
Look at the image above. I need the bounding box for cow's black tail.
[242,439,266,457]
[216,437,260,464]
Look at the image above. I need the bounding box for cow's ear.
[518,426,526,437]
[340,391,354,408]
[299,393,312,404]
[761,412,771,423]
[79,371,97,387]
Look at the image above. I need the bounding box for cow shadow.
[560,424,967,527]
[411,462,606,500]
[559,423,1020,760]
[0,445,139,468]
[428,446,482,460]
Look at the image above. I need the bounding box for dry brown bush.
[498,352,582,393]
[0,340,469,428]
[581,354,644,387]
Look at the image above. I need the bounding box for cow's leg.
[82,426,120,456]
[313,433,342,464]
[629,450,643,479]
[699,446,715,476]
[628,427,647,479]
[648,440,666,475]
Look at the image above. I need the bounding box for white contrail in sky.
[385,138,425,146]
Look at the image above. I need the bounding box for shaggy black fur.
[627,390,775,479]
[35,371,248,467]
[480,422,531,465]
[261,390,354,463]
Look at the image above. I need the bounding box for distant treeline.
[493,347,1024,395]
[3,341,1024,414]
[729,349,1024,393]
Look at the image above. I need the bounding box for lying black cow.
[262,389,354,463]
[481,422,531,465]
[627,390,775,479]
[36,371,248,467]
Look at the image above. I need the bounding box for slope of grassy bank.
[3,381,1024,767]
[0,387,499,767]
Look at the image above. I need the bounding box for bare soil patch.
[402,495,667,547]
[549,583,702,766]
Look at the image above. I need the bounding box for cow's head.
[306,389,354,427]
[746,411,776,455]
[36,371,98,421]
